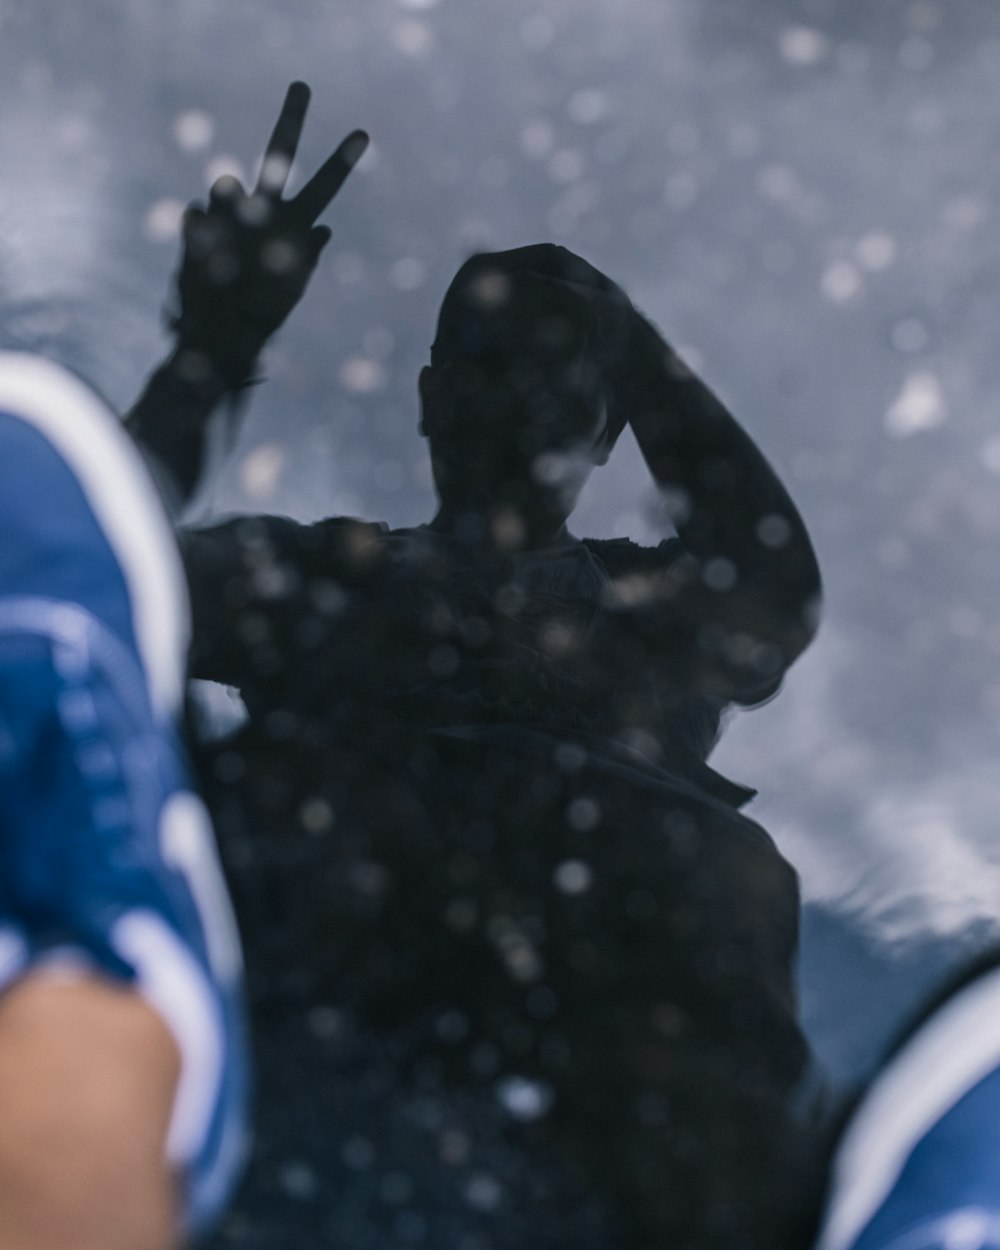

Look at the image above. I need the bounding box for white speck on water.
[465,1173,504,1210]
[143,198,185,244]
[391,256,427,290]
[944,195,988,231]
[554,858,593,894]
[240,444,286,499]
[300,797,335,834]
[885,372,946,437]
[757,514,792,548]
[981,436,1000,474]
[779,26,829,66]
[521,120,556,160]
[821,262,863,303]
[549,148,585,184]
[704,557,738,591]
[568,88,610,126]
[496,1075,555,1121]
[565,798,601,832]
[278,1161,317,1200]
[856,232,897,271]
[392,19,432,56]
[757,164,802,205]
[174,110,215,153]
[308,1004,343,1039]
[339,357,387,394]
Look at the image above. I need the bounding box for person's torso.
[232,522,744,801]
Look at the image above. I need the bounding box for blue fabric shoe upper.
[0,379,248,1236]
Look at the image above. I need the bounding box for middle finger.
[256,80,311,198]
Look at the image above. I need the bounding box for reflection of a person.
[129,84,824,1250]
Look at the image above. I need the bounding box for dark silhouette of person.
[128,83,824,1250]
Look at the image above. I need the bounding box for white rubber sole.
[0,352,188,719]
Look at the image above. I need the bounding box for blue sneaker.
[815,955,1000,1250]
[0,352,248,1236]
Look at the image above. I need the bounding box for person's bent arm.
[616,314,821,694]
[0,973,181,1250]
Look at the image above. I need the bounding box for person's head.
[419,244,629,542]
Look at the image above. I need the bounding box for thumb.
[309,225,332,263]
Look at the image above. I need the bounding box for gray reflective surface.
[4,0,1000,1090]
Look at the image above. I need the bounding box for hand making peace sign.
[172,82,368,388]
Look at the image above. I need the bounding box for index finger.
[289,129,369,224]
[256,81,311,198]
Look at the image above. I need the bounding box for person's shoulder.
[227,513,387,544]
[184,511,304,542]
[186,513,386,559]
[180,512,310,573]
[307,515,388,549]
[264,515,396,586]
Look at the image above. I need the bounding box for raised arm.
[612,312,821,697]
[126,82,368,502]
